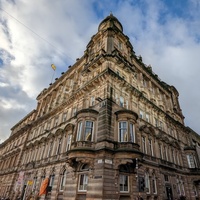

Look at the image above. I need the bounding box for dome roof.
[98,13,123,32]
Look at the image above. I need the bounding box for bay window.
[77,121,94,141]
[119,121,135,142]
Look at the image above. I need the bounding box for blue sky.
[0,0,200,142]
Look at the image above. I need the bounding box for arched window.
[119,165,129,193]
[60,170,67,191]
[78,164,89,191]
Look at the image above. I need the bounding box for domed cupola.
[98,13,123,32]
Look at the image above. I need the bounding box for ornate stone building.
[0,14,200,200]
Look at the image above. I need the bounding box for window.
[193,184,198,197]
[76,121,94,141]
[143,78,147,87]
[125,100,129,109]
[46,121,50,130]
[154,118,159,127]
[54,117,59,127]
[119,122,127,142]
[66,134,72,151]
[163,146,168,161]
[120,96,124,107]
[48,142,53,157]
[79,174,88,191]
[90,96,95,106]
[119,165,129,193]
[159,121,163,130]
[129,123,135,143]
[120,174,129,192]
[187,154,196,168]
[171,149,175,163]
[62,112,67,122]
[148,139,154,156]
[48,174,55,192]
[56,138,62,155]
[40,125,44,134]
[118,41,123,50]
[34,129,38,137]
[119,122,135,142]
[152,174,157,194]
[77,121,83,141]
[159,144,163,159]
[139,110,144,119]
[145,172,150,193]
[73,108,77,116]
[78,164,89,191]
[145,113,150,122]
[164,175,169,182]
[176,152,180,166]
[84,121,93,141]
[142,137,147,153]
[177,179,181,195]
[60,170,67,191]
[180,180,185,196]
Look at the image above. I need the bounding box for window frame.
[119,174,129,193]
[145,172,150,194]
[60,170,67,191]
[78,164,89,192]
[152,174,157,194]
[78,174,89,192]
[76,120,94,142]
[118,121,135,143]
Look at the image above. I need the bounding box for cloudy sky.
[0,0,200,142]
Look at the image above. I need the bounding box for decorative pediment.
[64,123,75,132]
[55,128,63,136]
[139,125,156,136]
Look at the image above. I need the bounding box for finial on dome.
[110,11,113,16]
